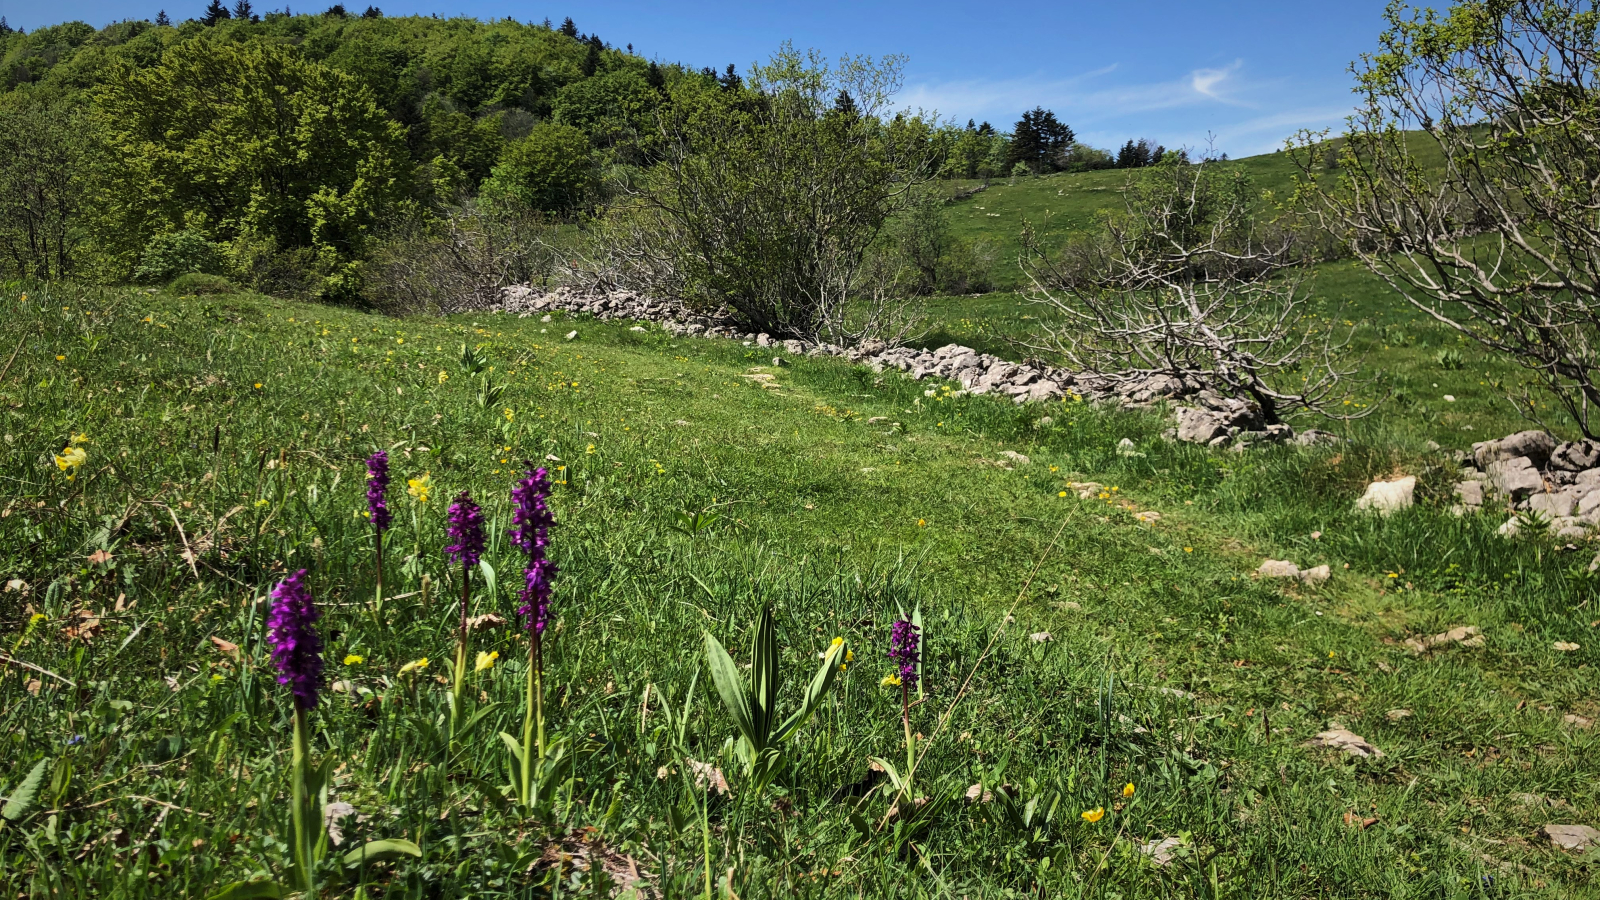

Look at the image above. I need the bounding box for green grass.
[3,280,1599,898]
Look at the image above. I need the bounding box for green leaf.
[749,606,779,749]
[341,838,422,869]
[205,879,285,900]
[703,631,755,748]
[776,638,844,742]
[868,757,907,795]
[457,701,502,740]
[911,603,925,701]
[498,731,524,766]
[478,559,497,604]
[2,758,49,823]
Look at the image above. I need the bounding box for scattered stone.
[1553,640,1581,652]
[1552,440,1600,472]
[1068,481,1103,499]
[564,330,578,341]
[999,450,1031,465]
[1453,480,1484,508]
[1527,490,1579,518]
[1563,713,1593,729]
[1356,477,1416,516]
[1134,510,1161,524]
[1258,559,1301,579]
[1403,625,1483,653]
[322,802,360,847]
[1295,429,1342,447]
[1029,631,1052,643]
[771,356,788,367]
[867,416,889,425]
[629,325,647,332]
[1297,564,1331,585]
[964,783,993,803]
[1307,728,1385,759]
[1139,837,1185,866]
[1541,824,1600,852]
[1386,708,1412,721]
[685,758,729,795]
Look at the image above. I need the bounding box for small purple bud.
[266,569,324,710]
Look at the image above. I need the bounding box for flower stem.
[519,634,538,805]
[902,683,915,786]
[372,529,385,624]
[291,706,316,895]
[452,562,469,739]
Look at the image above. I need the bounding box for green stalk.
[519,633,537,804]
[291,707,316,896]
[451,562,470,740]
[372,528,384,624]
[902,682,915,789]
[535,633,546,762]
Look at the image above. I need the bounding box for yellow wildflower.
[255,499,269,508]
[881,672,902,687]
[917,518,926,527]
[1081,807,1105,823]
[438,370,449,383]
[586,444,596,454]
[398,657,429,675]
[29,612,46,626]
[70,432,88,444]
[1123,782,1135,798]
[407,473,433,504]
[503,409,514,422]
[55,445,87,479]
[344,654,364,666]
[475,650,499,672]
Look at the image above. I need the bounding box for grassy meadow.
[3,263,1600,897]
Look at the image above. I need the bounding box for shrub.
[133,230,224,283]
[167,272,237,294]
[478,124,596,215]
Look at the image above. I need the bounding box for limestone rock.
[999,450,1030,466]
[1527,490,1579,518]
[1487,456,1542,501]
[1551,440,1600,472]
[1541,824,1600,852]
[1356,477,1416,515]
[1139,837,1185,866]
[1258,559,1301,579]
[1473,430,1556,469]
[1297,564,1331,585]
[1175,407,1228,444]
[1453,480,1484,507]
[1307,729,1384,759]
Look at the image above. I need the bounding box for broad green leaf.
[478,559,497,604]
[703,631,755,748]
[776,638,845,742]
[498,731,524,766]
[2,758,49,823]
[458,702,502,739]
[341,838,422,869]
[206,879,285,900]
[911,603,925,701]
[749,606,779,747]
[868,757,907,795]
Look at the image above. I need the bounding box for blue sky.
[7,0,1397,158]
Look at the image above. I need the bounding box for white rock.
[1297,565,1331,585]
[1307,728,1384,758]
[1258,559,1301,578]
[999,450,1030,465]
[1356,476,1416,515]
[564,330,578,340]
[1542,824,1600,852]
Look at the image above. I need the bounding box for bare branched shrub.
[1298,0,1600,437]
[363,205,561,315]
[1021,157,1368,424]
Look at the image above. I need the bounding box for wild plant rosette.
[266,569,324,710]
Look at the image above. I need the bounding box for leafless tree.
[1297,0,1600,437]
[364,204,561,314]
[1021,156,1368,423]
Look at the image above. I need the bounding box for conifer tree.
[1009,107,1073,173]
[201,0,231,25]
[718,63,741,91]
[559,17,577,38]
[362,5,381,16]
[645,60,665,90]
[232,0,253,20]
[580,36,600,76]
[155,9,171,25]
[0,16,11,35]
